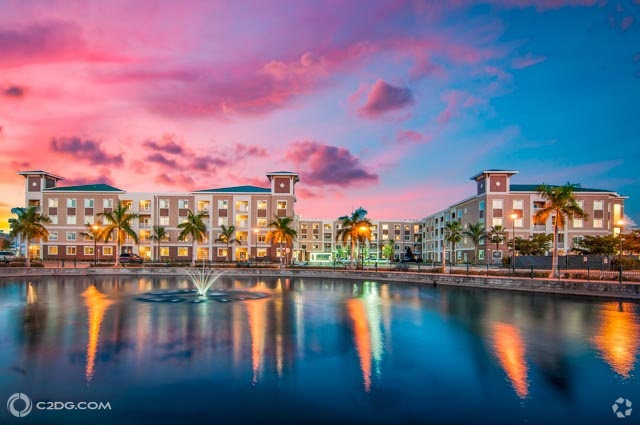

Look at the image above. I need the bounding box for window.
[257,248,267,258]
[593,200,603,210]
[159,216,170,226]
[67,216,77,225]
[492,218,503,227]
[48,198,58,208]
[84,199,94,208]
[217,248,228,257]
[257,218,267,227]
[277,200,287,209]
[178,247,189,257]
[479,201,485,211]
[67,198,77,208]
[492,199,503,209]
[49,231,58,241]
[66,246,76,255]
[593,218,603,228]
[159,199,170,208]
[102,246,113,256]
[478,250,485,260]
[67,232,76,241]
[257,200,267,209]
[159,247,169,257]
[48,246,58,255]
[218,200,228,209]
[50,215,59,225]
[382,224,389,230]
[513,200,523,209]
[85,216,94,225]
[217,216,228,226]
[178,199,189,209]
[573,218,583,228]
[103,199,114,208]
[84,246,94,256]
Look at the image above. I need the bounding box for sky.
[1,0,639,230]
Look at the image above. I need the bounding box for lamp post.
[357,225,367,270]
[617,219,624,282]
[510,213,518,273]
[91,224,100,266]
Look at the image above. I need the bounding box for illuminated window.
[257,248,267,257]
[257,218,267,227]
[48,198,58,208]
[48,246,58,255]
[84,246,94,256]
[277,200,287,209]
[178,247,189,257]
[102,247,113,256]
[257,200,267,209]
[217,248,228,257]
[66,246,76,255]
[140,200,152,211]
[159,247,169,257]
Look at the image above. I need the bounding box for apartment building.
[18,170,299,262]
[294,218,422,262]
[422,170,626,263]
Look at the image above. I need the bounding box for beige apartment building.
[19,170,299,262]
[18,168,626,264]
[422,170,626,264]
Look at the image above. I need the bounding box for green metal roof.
[194,185,271,193]
[45,183,123,192]
[510,184,614,193]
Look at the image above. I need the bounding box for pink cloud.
[511,53,547,69]
[49,136,124,166]
[394,130,432,145]
[436,90,484,125]
[285,140,378,187]
[357,80,414,118]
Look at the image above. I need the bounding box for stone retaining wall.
[1,267,639,300]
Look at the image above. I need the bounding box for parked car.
[0,251,16,263]
[119,253,143,264]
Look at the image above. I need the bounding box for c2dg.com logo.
[7,393,32,418]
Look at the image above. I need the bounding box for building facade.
[18,169,626,264]
[19,170,299,262]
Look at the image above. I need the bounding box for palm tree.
[336,207,372,264]
[149,225,170,261]
[266,216,297,266]
[534,183,587,278]
[81,222,104,265]
[97,202,139,266]
[444,221,463,266]
[463,221,486,265]
[487,225,507,261]
[9,206,51,267]
[214,224,241,262]
[177,210,207,267]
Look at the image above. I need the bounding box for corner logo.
[612,397,632,419]
[7,393,32,418]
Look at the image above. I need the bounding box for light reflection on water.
[0,276,638,425]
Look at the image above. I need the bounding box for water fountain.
[137,264,268,304]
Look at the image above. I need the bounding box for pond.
[0,275,638,424]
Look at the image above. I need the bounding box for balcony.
[533,224,546,231]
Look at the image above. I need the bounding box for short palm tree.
[97,202,139,267]
[463,221,486,265]
[81,222,104,265]
[445,221,463,266]
[487,225,507,259]
[149,225,170,261]
[214,224,241,262]
[534,183,587,278]
[266,216,297,266]
[9,206,51,267]
[177,210,207,266]
[336,207,372,263]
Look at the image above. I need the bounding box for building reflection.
[491,322,529,399]
[245,298,268,385]
[591,302,639,379]
[82,285,114,382]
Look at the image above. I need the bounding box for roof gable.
[45,183,123,192]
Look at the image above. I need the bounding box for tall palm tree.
[487,225,507,260]
[9,206,51,267]
[149,225,170,261]
[534,183,587,278]
[336,207,372,263]
[177,210,207,267]
[445,221,463,266]
[97,202,139,266]
[266,216,297,266]
[214,224,241,262]
[463,221,486,265]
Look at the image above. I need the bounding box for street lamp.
[357,225,367,270]
[91,224,100,266]
[617,219,624,281]
[510,213,518,273]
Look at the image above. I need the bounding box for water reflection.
[591,302,639,378]
[245,298,267,385]
[491,322,529,399]
[82,285,114,382]
[26,283,37,305]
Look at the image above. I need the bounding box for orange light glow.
[491,322,529,399]
[82,285,113,382]
[26,283,37,305]
[591,303,639,378]
[245,299,267,385]
[347,299,372,392]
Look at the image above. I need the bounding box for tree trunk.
[551,216,559,279]
[227,241,231,262]
[280,242,284,267]
[442,241,447,273]
[115,237,121,267]
[25,237,31,267]
[191,240,197,267]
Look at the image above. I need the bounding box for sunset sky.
[1,0,639,230]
